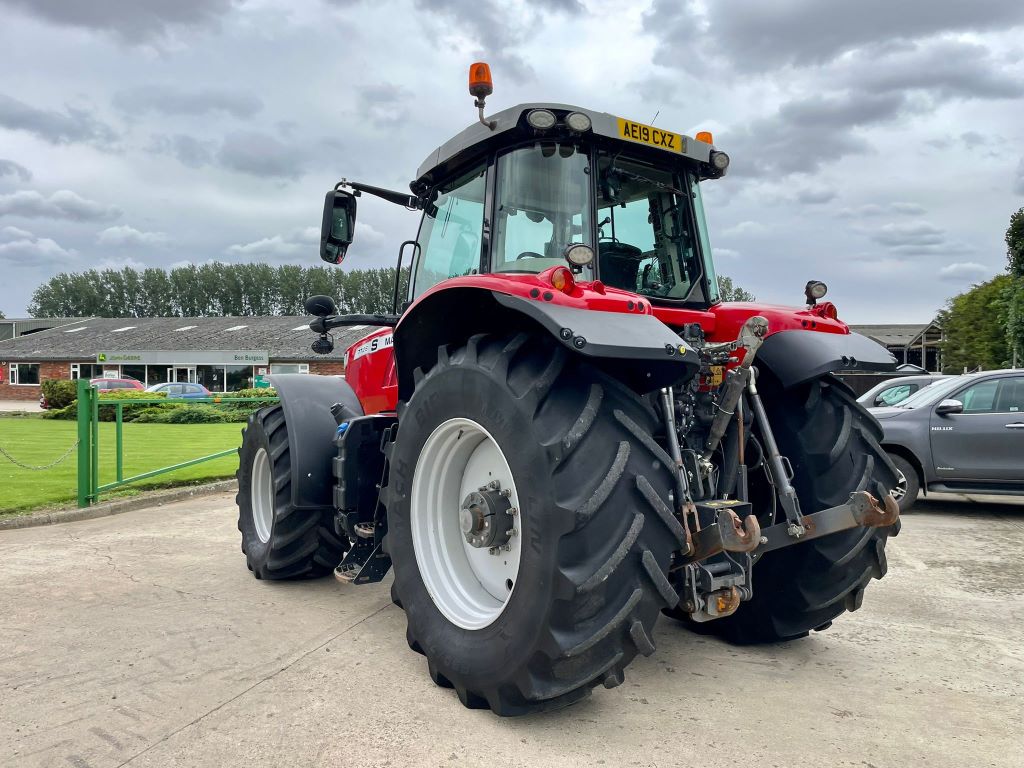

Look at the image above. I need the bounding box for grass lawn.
[0,418,244,515]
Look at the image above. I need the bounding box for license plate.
[616,118,685,153]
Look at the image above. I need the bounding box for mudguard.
[492,292,700,392]
[268,374,364,510]
[758,329,897,389]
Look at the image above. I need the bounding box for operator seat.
[598,241,643,292]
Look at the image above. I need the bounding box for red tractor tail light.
[814,301,839,320]
[549,266,576,294]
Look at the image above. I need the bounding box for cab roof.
[413,102,715,192]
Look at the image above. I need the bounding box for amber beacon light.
[469,62,493,98]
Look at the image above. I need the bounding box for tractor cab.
[408,103,727,309]
[319,64,730,317]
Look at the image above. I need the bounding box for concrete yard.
[1,492,1021,768]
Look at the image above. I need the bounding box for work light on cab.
[526,108,557,131]
[565,112,592,133]
[805,280,828,306]
[564,243,594,270]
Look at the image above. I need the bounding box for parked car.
[870,370,1024,512]
[145,382,213,399]
[89,377,145,391]
[857,374,948,408]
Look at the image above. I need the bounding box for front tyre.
[887,453,919,513]
[384,333,684,716]
[237,405,348,579]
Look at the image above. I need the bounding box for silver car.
[857,374,947,408]
[870,370,1024,511]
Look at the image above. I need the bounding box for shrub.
[41,379,78,410]
[157,405,229,424]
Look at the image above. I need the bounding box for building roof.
[0,316,382,362]
[849,323,936,347]
[0,317,87,342]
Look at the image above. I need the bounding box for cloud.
[838,40,1024,101]
[216,131,308,179]
[839,203,926,218]
[0,0,239,44]
[0,159,32,182]
[723,91,910,177]
[412,0,584,81]
[644,0,1024,71]
[97,225,169,247]
[113,85,263,118]
[938,262,991,283]
[0,227,76,264]
[225,234,302,258]
[721,220,768,237]
[147,133,216,169]
[357,83,413,128]
[226,222,384,259]
[0,93,118,148]
[0,190,122,221]
[1015,158,1024,195]
[795,187,837,205]
[871,221,945,248]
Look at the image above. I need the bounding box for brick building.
[0,317,379,402]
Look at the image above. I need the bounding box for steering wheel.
[516,251,545,260]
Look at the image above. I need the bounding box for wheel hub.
[460,486,514,550]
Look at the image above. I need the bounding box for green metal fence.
[75,379,278,507]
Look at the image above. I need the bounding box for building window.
[10,363,40,385]
[270,363,309,375]
[121,364,146,383]
[147,367,168,387]
[196,365,224,392]
[70,363,105,380]
[225,365,253,391]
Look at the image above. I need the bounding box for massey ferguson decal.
[352,332,394,360]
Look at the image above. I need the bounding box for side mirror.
[935,399,963,416]
[304,294,337,317]
[873,395,885,407]
[320,190,357,264]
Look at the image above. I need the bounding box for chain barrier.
[0,440,80,471]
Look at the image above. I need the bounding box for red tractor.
[236,64,900,716]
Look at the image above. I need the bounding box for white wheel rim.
[891,469,907,502]
[251,447,274,543]
[411,417,522,630]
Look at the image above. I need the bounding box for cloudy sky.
[1,0,1022,322]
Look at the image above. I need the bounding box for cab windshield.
[492,143,594,278]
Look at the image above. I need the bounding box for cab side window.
[412,167,486,299]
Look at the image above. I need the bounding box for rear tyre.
[237,405,348,579]
[384,333,683,716]
[670,374,900,644]
[887,453,919,513]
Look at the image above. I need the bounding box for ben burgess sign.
[96,350,270,365]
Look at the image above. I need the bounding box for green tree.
[939,274,1012,373]
[1005,207,1024,367]
[718,275,755,302]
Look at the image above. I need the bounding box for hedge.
[42,386,277,424]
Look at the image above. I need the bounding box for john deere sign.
[96,350,269,365]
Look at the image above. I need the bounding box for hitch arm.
[755,491,899,556]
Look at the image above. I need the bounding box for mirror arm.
[310,314,399,333]
[338,180,422,210]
